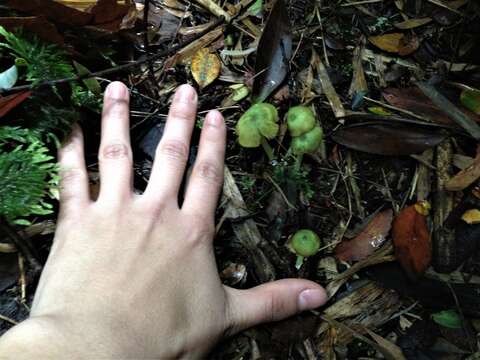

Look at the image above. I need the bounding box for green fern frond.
[0,126,58,225]
[0,26,74,84]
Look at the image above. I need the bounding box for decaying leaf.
[392,202,432,279]
[445,153,480,191]
[368,33,420,56]
[417,82,480,141]
[0,91,31,118]
[462,209,480,224]
[335,209,393,262]
[252,0,292,103]
[331,121,446,156]
[191,48,221,89]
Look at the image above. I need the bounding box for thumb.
[224,279,327,336]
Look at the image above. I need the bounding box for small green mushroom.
[291,126,323,155]
[286,106,324,170]
[236,103,279,160]
[287,106,316,137]
[288,229,321,269]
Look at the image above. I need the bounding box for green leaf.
[0,65,18,90]
[431,310,463,329]
[73,61,102,95]
[460,89,480,115]
[247,0,263,17]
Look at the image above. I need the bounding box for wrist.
[0,317,67,359]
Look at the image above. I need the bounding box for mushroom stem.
[261,138,274,161]
[294,153,304,171]
[295,255,304,269]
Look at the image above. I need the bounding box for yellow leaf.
[368,33,404,53]
[191,48,221,89]
[462,209,480,224]
[369,33,419,55]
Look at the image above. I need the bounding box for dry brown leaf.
[394,17,432,29]
[6,0,93,25]
[191,48,221,89]
[368,33,419,55]
[0,16,64,44]
[446,153,480,191]
[364,328,406,360]
[335,209,393,262]
[392,202,431,279]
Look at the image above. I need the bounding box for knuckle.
[169,106,195,122]
[60,168,85,187]
[195,161,223,185]
[99,143,131,161]
[157,140,188,162]
[264,291,283,323]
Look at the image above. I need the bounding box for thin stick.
[0,313,18,326]
[1,17,225,94]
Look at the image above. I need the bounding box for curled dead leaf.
[191,48,221,89]
[392,202,431,279]
[335,209,393,262]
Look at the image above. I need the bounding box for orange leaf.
[392,203,431,279]
[335,209,393,262]
[0,91,32,118]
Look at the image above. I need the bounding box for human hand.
[0,82,327,359]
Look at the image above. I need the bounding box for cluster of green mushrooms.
[235,104,324,268]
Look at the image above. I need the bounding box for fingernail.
[298,289,326,311]
[106,82,127,99]
[207,111,222,128]
[176,84,197,102]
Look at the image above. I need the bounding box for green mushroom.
[288,229,321,269]
[236,103,279,160]
[287,106,316,137]
[286,106,324,170]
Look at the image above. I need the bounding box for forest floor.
[1,0,480,358]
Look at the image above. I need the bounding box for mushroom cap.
[236,103,279,147]
[287,106,316,137]
[291,229,321,257]
[291,126,323,154]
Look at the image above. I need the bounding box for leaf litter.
[1,0,480,358]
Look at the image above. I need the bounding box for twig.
[142,0,160,93]
[1,17,225,94]
[0,313,18,326]
[0,218,41,272]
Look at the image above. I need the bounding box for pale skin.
[0,82,327,359]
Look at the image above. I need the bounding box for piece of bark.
[222,166,276,282]
[416,149,434,201]
[432,139,457,272]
